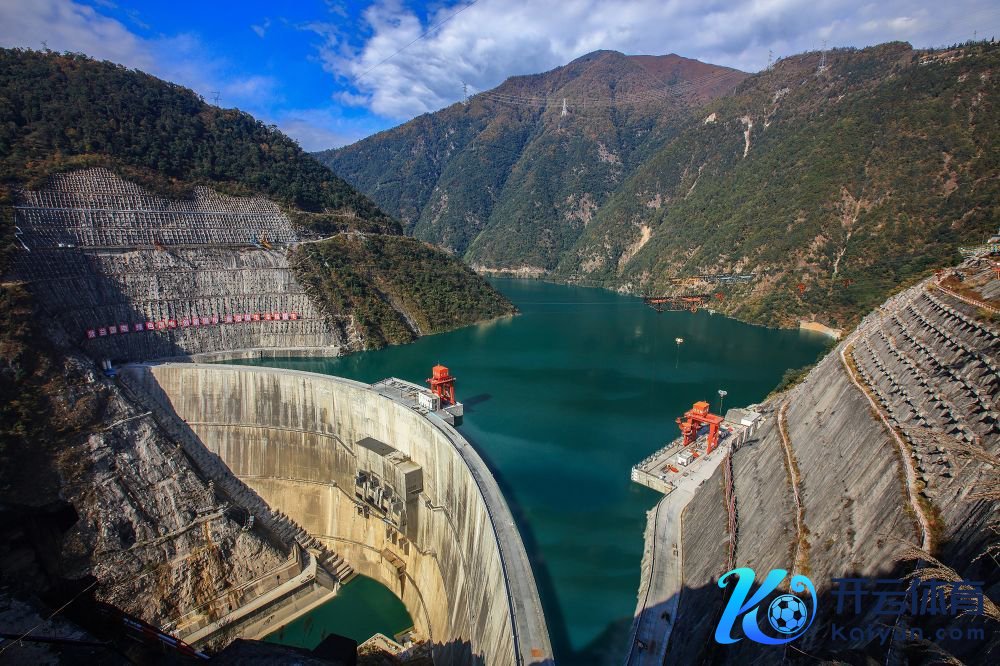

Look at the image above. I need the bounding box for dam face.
[122,362,553,665]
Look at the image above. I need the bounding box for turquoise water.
[241,279,828,662]
[263,575,412,649]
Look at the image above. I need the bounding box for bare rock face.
[9,169,344,363]
[46,355,287,630]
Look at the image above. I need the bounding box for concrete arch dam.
[121,362,553,665]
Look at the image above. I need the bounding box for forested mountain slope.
[322,41,999,330]
[0,48,514,345]
[562,41,1000,328]
[318,50,746,271]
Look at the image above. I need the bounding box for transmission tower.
[818,40,827,72]
[767,49,774,70]
[211,91,221,106]
[561,98,568,117]
[462,81,469,105]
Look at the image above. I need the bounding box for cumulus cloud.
[0,0,159,71]
[330,0,998,119]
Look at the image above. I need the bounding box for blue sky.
[1,1,998,151]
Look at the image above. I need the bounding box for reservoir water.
[246,279,828,663]
[264,575,412,649]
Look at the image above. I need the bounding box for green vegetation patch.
[291,235,516,349]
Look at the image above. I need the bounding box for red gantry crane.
[676,400,724,454]
[427,364,457,405]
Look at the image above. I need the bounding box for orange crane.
[676,401,724,454]
[427,364,456,405]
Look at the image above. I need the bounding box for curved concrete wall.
[123,362,552,665]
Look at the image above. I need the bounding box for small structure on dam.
[120,362,553,665]
[373,369,465,426]
[626,403,763,664]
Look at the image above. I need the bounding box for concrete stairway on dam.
[116,371,355,590]
[9,168,343,361]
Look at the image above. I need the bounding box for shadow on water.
[460,393,492,414]
[460,430,576,663]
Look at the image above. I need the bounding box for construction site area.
[9,168,343,362]
[626,255,999,665]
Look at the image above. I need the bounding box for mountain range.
[320,41,999,329]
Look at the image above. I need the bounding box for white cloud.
[331,0,999,119]
[223,74,279,100]
[0,0,251,104]
[0,1,301,129]
[0,0,158,70]
[251,18,271,39]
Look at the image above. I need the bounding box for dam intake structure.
[120,362,553,664]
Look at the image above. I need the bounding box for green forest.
[0,48,395,235]
[0,48,514,350]
[323,41,1000,330]
[293,235,515,348]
